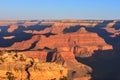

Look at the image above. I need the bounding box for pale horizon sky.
[0,0,120,20]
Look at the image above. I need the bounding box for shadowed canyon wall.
[0,20,120,80]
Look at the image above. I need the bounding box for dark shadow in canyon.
[46,51,55,62]
[46,48,57,62]
[112,21,120,30]
[0,26,9,35]
[0,24,52,47]
[63,25,81,33]
[23,40,39,51]
[85,20,120,53]
[25,24,52,31]
[77,20,120,80]
[76,49,120,80]
[42,32,56,37]
[94,20,113,28]
[0,26,33,47]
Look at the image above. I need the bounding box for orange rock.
[22,51,48,62]
[7,24,18,33]
[0,35,40,50]
[3,36,15,39]
[22,21,39,27]
[50,51,92,79]
[35,28,112,56]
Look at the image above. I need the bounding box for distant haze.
[0,0,120,20]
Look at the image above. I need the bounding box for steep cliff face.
[35,27,112,57]
[0,52,68,80]
[0,21,113,53]
[22,51,48,62]
[0,20,118,80]
[48,49,92,80]
[1,26,112,57]
[16,49,92,80]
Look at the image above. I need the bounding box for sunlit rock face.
[0,20,120,80]
[35,27,112,57]
[22,51,48,62]
[3,36,15,39]
[7,24,18,33]
[2,24,113,55]
[49,50,92,79]
[0,52,68,80]
[0,35,40,50]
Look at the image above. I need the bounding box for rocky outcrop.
[0,20,119,80]
[3,36,15,39]
[0,35,40,50]
[22,51,48,62]
[23,21,39,27]
[35,27,112,57]
[12,49,92,80]
[48,49,92,80]
[0,52,68,80]
[7,25,18,33]
[104,28,120,37]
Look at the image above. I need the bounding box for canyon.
[0,20,120,80]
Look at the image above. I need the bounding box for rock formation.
[49,49,92,80]
[0,52,67,80]
[0,20,119,80]
[35,27,112,57]
[0,35,40,50]
[22,51,48,62]
[7,24,18,33]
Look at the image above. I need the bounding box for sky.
[0,0,120,20]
